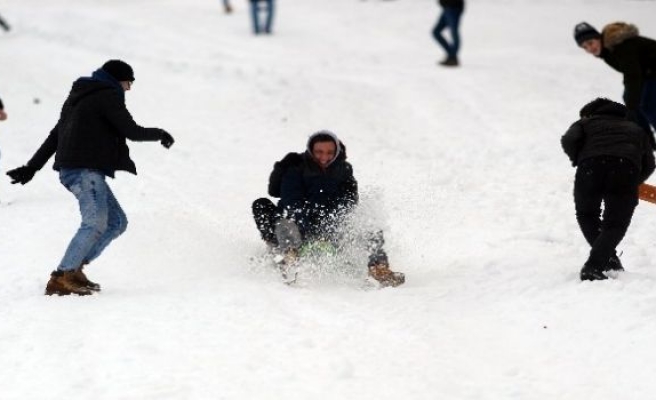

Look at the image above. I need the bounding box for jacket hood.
[305,130,343,167]
[603,22,639,50]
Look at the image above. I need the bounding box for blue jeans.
[58,168,127,271]
[432,7,463,59]
[250,0,274,34]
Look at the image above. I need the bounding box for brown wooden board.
[639,183,656,204]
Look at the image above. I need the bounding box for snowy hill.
[2,0,656,399]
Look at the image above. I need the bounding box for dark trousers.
[252,198,280,245]
[252,197,389,266]
[431,7,463,59]
[574,157,639,268]
[250,0,274,34]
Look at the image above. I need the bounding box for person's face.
[311,140,337,168]
[120,80,133,91]
[580,38,602,56]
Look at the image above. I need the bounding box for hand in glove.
[7,165,37,185]
[159,130,175,149]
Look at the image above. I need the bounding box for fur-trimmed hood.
[603,22,639,50]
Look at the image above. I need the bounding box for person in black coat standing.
[562,98,655,281]
[6,60,175,296]
[252,131,404,287]
[574,22,656,138]
[432,0,464,67]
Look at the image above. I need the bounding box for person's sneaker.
[72,267,101,291]
[439,57,459,67]
[580,265,608,281]
[45,270,93,296]
[604,254,624,272]
[368,264,405,287]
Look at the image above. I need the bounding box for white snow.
[2,0,656,399]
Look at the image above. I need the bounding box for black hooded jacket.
[26,70,163,177]
[600,23,656,111]
[278,136,358,236]
[561,100,655,182]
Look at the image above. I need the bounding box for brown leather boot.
[45,271,93,296]
[368,264,405,287]
[72,266,101,291]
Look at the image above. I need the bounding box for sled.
[639,183,656,204]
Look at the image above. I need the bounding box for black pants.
[574,157,639,268]
[251,198,389,266]
[252,198,280,245]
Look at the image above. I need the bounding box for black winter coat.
[600,23,656,111]
[561,102,655,182]
[27,70,163,177]
[279,151,358,235]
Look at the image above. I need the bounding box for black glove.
[159,130,175,149]
[7,165,37,185]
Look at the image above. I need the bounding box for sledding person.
[252,131,405,287]
[574,22,656,138]
[6,60,175,296]
[561,98,655,281]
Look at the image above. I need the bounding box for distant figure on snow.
[0,96,6,121]
[0,13,10,32]
[250,0,274,35]
[432,0,464,67]
[223,0,233,14]
[6,60,175,296]
[574,22,656,138]
[252,130,405,287]
[561,98,655,281]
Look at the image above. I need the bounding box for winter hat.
[574,22,601,46]
[102,59,135,82]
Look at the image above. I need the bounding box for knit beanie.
[574,22,601,46]
[102,60,135,82]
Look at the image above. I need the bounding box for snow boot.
[439,56,459,67]
[604,254,624,272]
[368,263,405,287]
[580,264,608,281]
[45,270,93,296]
[72,266,101,291]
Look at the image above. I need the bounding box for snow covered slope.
[1,0,656,399]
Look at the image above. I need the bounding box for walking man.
[6,60,175,295]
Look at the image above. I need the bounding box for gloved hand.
[6,165,37,185]
[159,130,175,149]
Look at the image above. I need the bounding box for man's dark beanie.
[574,22,601,46]
[102,60,135,82]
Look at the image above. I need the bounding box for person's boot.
[368,263,405,287]
[439,56,459,67]
[72,266,101,291]
[580,264,608,281]
[45,270,93,296]
[604,254,624,272]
